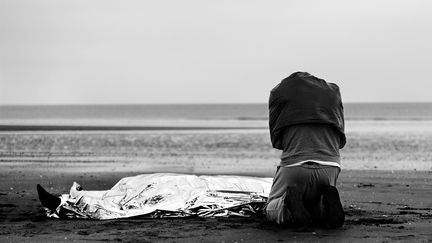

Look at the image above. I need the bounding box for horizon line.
[1,101,432,106]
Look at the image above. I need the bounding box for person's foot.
[284,186,312,227]
[320,185,345,229]
[36,184,61,211]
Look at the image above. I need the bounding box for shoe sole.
[37,184,61,211]
[284,186,312,226]
[321,186,345,228]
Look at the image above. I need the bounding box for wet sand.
[1,169,431,242]
[1,129,432,242]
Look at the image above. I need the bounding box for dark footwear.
[37,184,61,211]
[320,185,345,229]
[284,186,312,227]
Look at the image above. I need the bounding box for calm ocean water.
[1,103,432,121]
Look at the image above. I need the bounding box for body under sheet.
[46,173,273,220]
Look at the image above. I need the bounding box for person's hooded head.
[269,72,346,149]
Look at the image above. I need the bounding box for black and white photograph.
[1,0,431,242]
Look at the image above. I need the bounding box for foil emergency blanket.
[46,173,273,220]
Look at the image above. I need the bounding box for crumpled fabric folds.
[45,173,272,220]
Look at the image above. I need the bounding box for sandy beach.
[1,125,432,242]
[2,0,432,239]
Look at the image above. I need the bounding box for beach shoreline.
[1,128,431,171]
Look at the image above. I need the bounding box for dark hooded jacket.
[269,72,346,150]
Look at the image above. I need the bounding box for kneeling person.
[265,72,346,228]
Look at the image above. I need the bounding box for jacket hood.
[269,72,346,149]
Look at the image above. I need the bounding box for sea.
[1,103,431,171]
[1,103,432,120]
[1,103,432,133]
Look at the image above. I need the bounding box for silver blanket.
[46,173,272,220]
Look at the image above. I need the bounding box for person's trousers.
[264,162,340,224]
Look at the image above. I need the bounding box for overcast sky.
[0,0,431,105]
